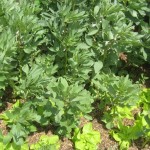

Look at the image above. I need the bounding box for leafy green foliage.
[138,89,150,145]
[47,77,93,136]
[91,73,141,129]
[73,123,101,150]
[110,89,150,149]
[92,73,140,106]
[0,0,149,149]
[0,0,44,97]
[0,131,28,150]
[30,135,60,150]
[111,119,143,150]
[0,101,40,145]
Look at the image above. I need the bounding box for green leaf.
[0,76,6,82]
[140,48,147,61]
[88,29,98,36]
[73,123,101,150]
[60,78,68,89]
[3,133,12,145]
[30,135,60,150]
[0,142,4,150]
[5,143,20,150]
[111,131,121,142]
[94,6,100,15]
[21,143,29,150]
[131,10,138,18]
[22,64,29,75]
[85,36,93,46]
[75,141,85,150]
[77,43,90,49]
[120,141,130,150]
[108,31,114,40]
[94,61,103,74]
[0,82,5,89]
[82,123,93,133]
[47,135,59,145]
[106,122,114,129]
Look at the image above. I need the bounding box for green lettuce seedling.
[30,135,60,150]
[73,123,101,150]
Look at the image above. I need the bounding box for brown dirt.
[27,132,46,145]
[60,137,74,150]
[123,118,134,126]
[119,52,128,63]
[92,119,118,150]
[0,120,8,135]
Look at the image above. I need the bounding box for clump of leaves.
[47,77,93,136]
[30,135,60,150]
[0,130,28,150]
[72,123,101,150]
[0,0,45,98]
[91,73,141,129]
[111,117,144,150]
[138,88,150,146]
[0,0,149,148]
[0,101,40,145]
[92,73,140,106]
[110,88,150,149]
[102,105,137,129]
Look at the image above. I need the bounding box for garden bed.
[0,0,150,149]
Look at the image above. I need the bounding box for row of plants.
[0,87,150,149]
[0,122,101,150]
[0,0,150,149]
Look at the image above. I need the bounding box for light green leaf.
[48,135,59,145]
[0,142,4,150]
[21,144,29,150]
[77,43,90,49]
[82,123,93,133]
[60,78,68,88]
[120,141,130,150]
[75,141,85,150]
[131,10,138,18]
[85,36,93,46]
[88,29,98,36]
[112,131,121,142]
[94,6,100,15]
[108,31,113,40]
[0,76,6,82]
[24,48,33,54]
[140,48,147,61]
[3,133,12,145]
[22,64,29,75]
[106,122,114,129]
[94,61,103,74]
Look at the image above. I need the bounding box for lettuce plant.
[30,135,60,150]
[72,123,101,150]
[110,89,150,149]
